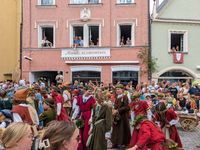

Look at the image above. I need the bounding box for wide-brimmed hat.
[13,88,30,101]
[64,82,73,87]
[145,94,150,98]
[115,84,124,89]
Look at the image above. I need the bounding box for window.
[117,0,133,3]
[168,30,188,52]
[70,24,101,47]
[112,71,138,87]
[72,71,101,85]
[38,0,55,5]
[38,25,55,48]
[71,0,100,4]
[89,26,99,46]
[117,24,134,46]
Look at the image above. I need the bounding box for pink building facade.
[22,0,149,87]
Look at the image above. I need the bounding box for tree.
[137,45,158,77]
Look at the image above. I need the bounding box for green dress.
[39,109,55,127]
[89,102,112,150]
[0,98,12,110]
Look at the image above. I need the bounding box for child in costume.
[54,88,68,121]
[0,109,12,128]
[11,88,39,150]
[105,91,114,108]
[153,102,182,148]
[26,88,39,111]
[0,90,12,110]
[88,92,112,150]
[127,114,171,150]
[129,92,151,149]
[70,89,79,118]
[39,98,56,127]
[71,85,96,150]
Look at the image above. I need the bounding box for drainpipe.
[20,0,23,71]
[148,0,152,83]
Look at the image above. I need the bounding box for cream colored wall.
[0,0,21,81]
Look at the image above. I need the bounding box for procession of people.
[0,78,200,150]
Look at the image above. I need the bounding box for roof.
[157,0,169,13]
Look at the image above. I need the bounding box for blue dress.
[36,93,44,127]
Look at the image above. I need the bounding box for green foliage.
[137,45,158,76]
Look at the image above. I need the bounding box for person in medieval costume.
[11,88,39,150]
[63,82,72,118]
[153,102,182,148]
[108,84,131,149]
[0,90,12,110]
[54,87,68,121]
[71,85,96,150]
[123,82,132,104]
[127,114,170,150]
[164,90,173,110]
[34,87,44,127]
[26,88,39,111]
[87,92,112,150]
[70,89,79,118]
[39,98,56,127]
[129,92,151,149]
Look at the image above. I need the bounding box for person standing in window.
[55,71,63,87]
[79,36,84,47]
[126,37,131,45]
[120,39,125,46]
[71,36,80,50]
[41,36,53,48]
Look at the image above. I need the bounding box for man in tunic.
[88,92,112,150]
[63,82,72,118]
[108,84,131,149]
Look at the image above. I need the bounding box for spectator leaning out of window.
[41,36,53,48]
[79,36,84,47]
[126,37,131,45]
[71,36,80,51]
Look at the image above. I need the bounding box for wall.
[151,22,200,74]
[0,0,21,81]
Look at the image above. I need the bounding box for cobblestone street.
[107,123,200,150]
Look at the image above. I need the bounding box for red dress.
[77,95,96,150]
[136,121,169,150]
[154,109,182,148]
[130,101,149,149]
[55,95,68,121]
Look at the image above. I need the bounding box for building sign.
[174,53,183,63]
[61,48,110,60]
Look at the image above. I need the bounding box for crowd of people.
[0,78,200,150]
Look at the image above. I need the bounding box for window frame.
[168,29,188,52]
[38,24,55,48]
[117,0,134,4]
[117,23,135,47]
[38,0,55,5]
[70,0,101,4]
[70,23,101,47]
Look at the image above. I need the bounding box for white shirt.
[41,39,50,45]
[63,93,69,103]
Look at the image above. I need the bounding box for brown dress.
[111,94,131,145]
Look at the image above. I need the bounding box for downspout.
[148,0,152,83]
[20,0,23,70]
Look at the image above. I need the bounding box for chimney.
[156,0,159,8]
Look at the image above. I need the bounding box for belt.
[150,142,167,150]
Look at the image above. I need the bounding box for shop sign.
[61,48,111,60]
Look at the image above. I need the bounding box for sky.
[150,0,164,14]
